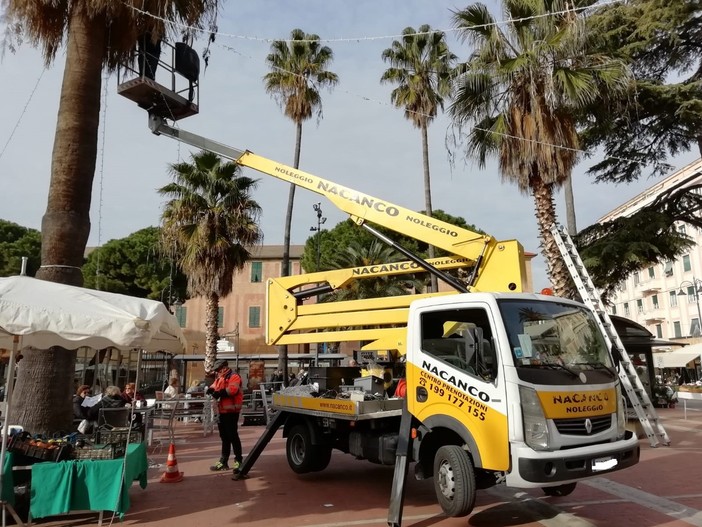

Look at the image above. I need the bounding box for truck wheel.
[433,445,476,517]
[310,446,332,472]
[542,483,577,497]
[286,424,316,474]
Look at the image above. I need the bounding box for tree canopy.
[81,226,186,303]
[583,0,702,183]
[0,219,41,277]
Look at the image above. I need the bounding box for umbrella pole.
[0,336,25,526]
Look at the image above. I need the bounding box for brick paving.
[30,404,702,527]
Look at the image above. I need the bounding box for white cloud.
[0,1,697,291]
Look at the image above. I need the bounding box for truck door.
[406,304,510,471]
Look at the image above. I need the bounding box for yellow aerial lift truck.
[119,68,645,526]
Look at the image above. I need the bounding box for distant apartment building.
[601,158,702,345]
[178,245,306,358]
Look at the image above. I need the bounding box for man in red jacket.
[207,359,244,471]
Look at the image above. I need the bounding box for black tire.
[286,424,316,474]
[433,445,476,517]
[542,482,577,497]
[310,445,332,472]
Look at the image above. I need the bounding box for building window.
[612,305,617,315]
[175,306,187,328]
[687,286,696,303]
[217,307,224,329]
[652,294,659,309]
[636,299,643,314]
[655,324,662,338]
[624,303,630,316]
[664,261,674,276]
[248,306,261,328]
[691,318,701,337]
[683,254,692,272]
[633,272,640,285]
[669,290,678,307]
[251,261,263,283]
[674,321,682,338]
[648,267,655,279]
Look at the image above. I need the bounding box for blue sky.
[0,0,697,290]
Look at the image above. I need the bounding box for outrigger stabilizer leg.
[232,410,286,480]
[387,401,413,527]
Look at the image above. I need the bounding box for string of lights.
[0,67,45,163]
[126,0,623,44]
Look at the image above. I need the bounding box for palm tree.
[4,0,218,435]
[263,28,338,375]
[324,240,425,302]
[159,151,263,373]
[381,25,457,293]
[449,0,630,296]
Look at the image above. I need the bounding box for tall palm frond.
[381,24,456,292]
[159,150,263,371]
[450,0,631,295]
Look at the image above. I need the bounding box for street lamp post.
[310,202,327,271]
[223,323,240,370]
[677,277,702,336]
[310,203,327,366]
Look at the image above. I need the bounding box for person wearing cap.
[206,359,244,471]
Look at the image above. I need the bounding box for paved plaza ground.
[30,402,702,527]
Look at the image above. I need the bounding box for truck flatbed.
[271,393,403,420]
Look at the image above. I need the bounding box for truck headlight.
[520,386,550,451]
[616,383,626,438]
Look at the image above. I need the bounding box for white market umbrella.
[0,276,187,524]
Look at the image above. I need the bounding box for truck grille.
[554,415,611,436]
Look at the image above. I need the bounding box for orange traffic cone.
[160,442,184,483]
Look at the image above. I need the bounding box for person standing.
[206,359,244,472]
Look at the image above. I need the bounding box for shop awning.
[652,346,702,368]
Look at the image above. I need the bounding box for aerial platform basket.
[117,39,200,121]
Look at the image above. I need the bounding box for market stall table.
[677,389,702,419]
[29,442,148,521]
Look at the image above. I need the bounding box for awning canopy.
[652,346,702,368]
[0,275,186,353]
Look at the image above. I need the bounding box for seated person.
[121,382,145,405]
[73,384,91,420]
[164,377,180,399]
[87,385,128,423]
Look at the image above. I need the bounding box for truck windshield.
[498,299,614,374]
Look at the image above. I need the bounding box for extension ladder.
[550,224,670,447]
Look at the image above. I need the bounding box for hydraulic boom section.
[147,114,527,294]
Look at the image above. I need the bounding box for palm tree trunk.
[205,292,220,373]
[35,7,105,287]
[421,123,438,293]
[532,178,570,297]
[278,122,303,381]
[564,174,577,235]
[12,8,105,435]
[10,347,76,436]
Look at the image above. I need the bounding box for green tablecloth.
[1,451,15,505]
[30,442,148,519]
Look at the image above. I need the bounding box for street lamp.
[310,202,326,271]
[677,278,702,336]
[310,203,327,366]
[223,323,240,370]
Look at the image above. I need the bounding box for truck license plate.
[592,456,617,472]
